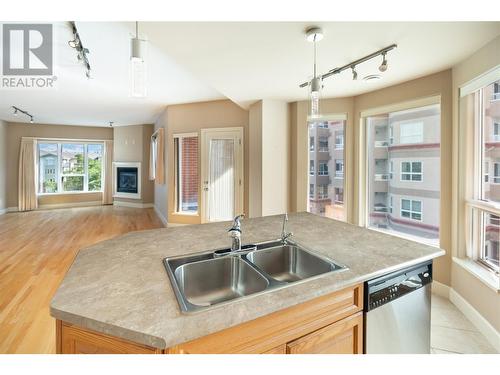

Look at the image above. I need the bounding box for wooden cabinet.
[57,321,162,354]
[286,312,363,354]
[57,283,364,354]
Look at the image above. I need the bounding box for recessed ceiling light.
[363,74,381,82]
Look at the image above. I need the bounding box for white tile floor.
[431,294,498,354]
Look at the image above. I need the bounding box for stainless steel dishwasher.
[364,260,432,354]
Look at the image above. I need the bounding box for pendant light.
[130,21,146,98]
[306,27,323,119]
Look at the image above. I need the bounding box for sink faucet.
[228,214,245,252]
[281,213,293,244]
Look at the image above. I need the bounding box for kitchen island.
[50,212,444,354]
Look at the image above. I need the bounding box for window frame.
[174,133,199,215]
[399,121,424,144]
[37,140,104,195]
[335,160,343,178]
[400,161,423,182]
[318,162,329,176]
[335,132,344,149]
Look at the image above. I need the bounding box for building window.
[309,136,314,151]
[400,122,423,144]
[319,162,329,176]
[493,82,500,100]
[318,136,328,152]
[308,119,346,221]
[174,134,199,214]
[389,125,394,144]
[366,104,440,246]
[494,122,500,141]
[38,142,103,194]
[309,184,314,199]
[335,160,343,178]
[334,187,344,204]
[401,161,422,181]
[335,132,344,149]
[494,163,500,184]
[317,184,328,199]
[484,162,489,183]
[401,199,422,221]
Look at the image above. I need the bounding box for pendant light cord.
[136,21,139,38]
[313,39,317,78]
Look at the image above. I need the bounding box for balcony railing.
[373,205,388,213]
[374,173,389,181]
[375,140,389,147]
[335,171,344,178]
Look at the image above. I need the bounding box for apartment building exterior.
[367,104,441,244]
[308,120,345,221]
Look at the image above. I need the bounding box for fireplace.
[113,162,141,199]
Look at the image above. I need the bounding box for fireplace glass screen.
[117,167,138,194]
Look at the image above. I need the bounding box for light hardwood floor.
[0,206,164,354]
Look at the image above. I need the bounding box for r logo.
[2,24,53,76]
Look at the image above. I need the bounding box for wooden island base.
[56,283,363,354]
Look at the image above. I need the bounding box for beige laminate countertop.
[50,212,444,349]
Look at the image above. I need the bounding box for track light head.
[351,66,358,80]
[30,116,34,124]
[379,52,388,72]
[109,121,114,127]
[13,107,18,116]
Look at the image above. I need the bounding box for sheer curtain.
[102,140,114,205]
[18,137,38,211]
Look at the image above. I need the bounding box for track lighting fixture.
[300,41,397,89]
[109,121,114,127]
[351,66,358,80]
[379,52,388,72]
[12,106,34,123]
[68,22,92,79]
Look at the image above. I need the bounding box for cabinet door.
[262,344,287,354]
[286,312,363,354]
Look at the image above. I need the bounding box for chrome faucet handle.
[229,214,245,233]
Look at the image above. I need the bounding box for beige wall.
[153,109,168,223]
[452,35,500,332]
[249,101,263,218]
[5,122,113,208]
[113,124,154,204]
[0,120,7,212]
[165,99,249,224]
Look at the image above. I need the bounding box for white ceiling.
[0,22,223,126]
[1,22,499,126]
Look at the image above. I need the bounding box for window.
[335,160,343,178]
[401,161,422,181]
[335,132,344,149]
[400,122,423,144]
[309,184,314,199]
[309,136,314,151]
[494,122,500,141]
[366,104,440,246]
[174,134,199,214]
[308,119,346,221]
[318,137,328,152]
[389,126,394,144]
[334,187,344,204]
[318,184,328,199]
[318,162,329,176]
[401,199,422,221]
[37,142,103,194]
[494,163,500,184]
[465,78,500,273]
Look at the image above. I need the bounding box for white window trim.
[400,161,423,182]
[400,198,423,222]
[37,140,104,196]
[174,133,199,215]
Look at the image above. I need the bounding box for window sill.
[38,191,103,196]
[453,257,500,293]
[172,211,199,217]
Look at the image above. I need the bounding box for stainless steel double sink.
[163,240,347,313]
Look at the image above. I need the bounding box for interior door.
[201,128,244,223]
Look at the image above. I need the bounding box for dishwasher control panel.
[365,261,432,311]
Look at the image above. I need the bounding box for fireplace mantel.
[113,162,141,200]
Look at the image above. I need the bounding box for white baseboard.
[432,280,451,299]
[8,206,18,212]
[38,201,102,210]
[113,201,153,209]
[449,289,500,352]
[153,205,168,227]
